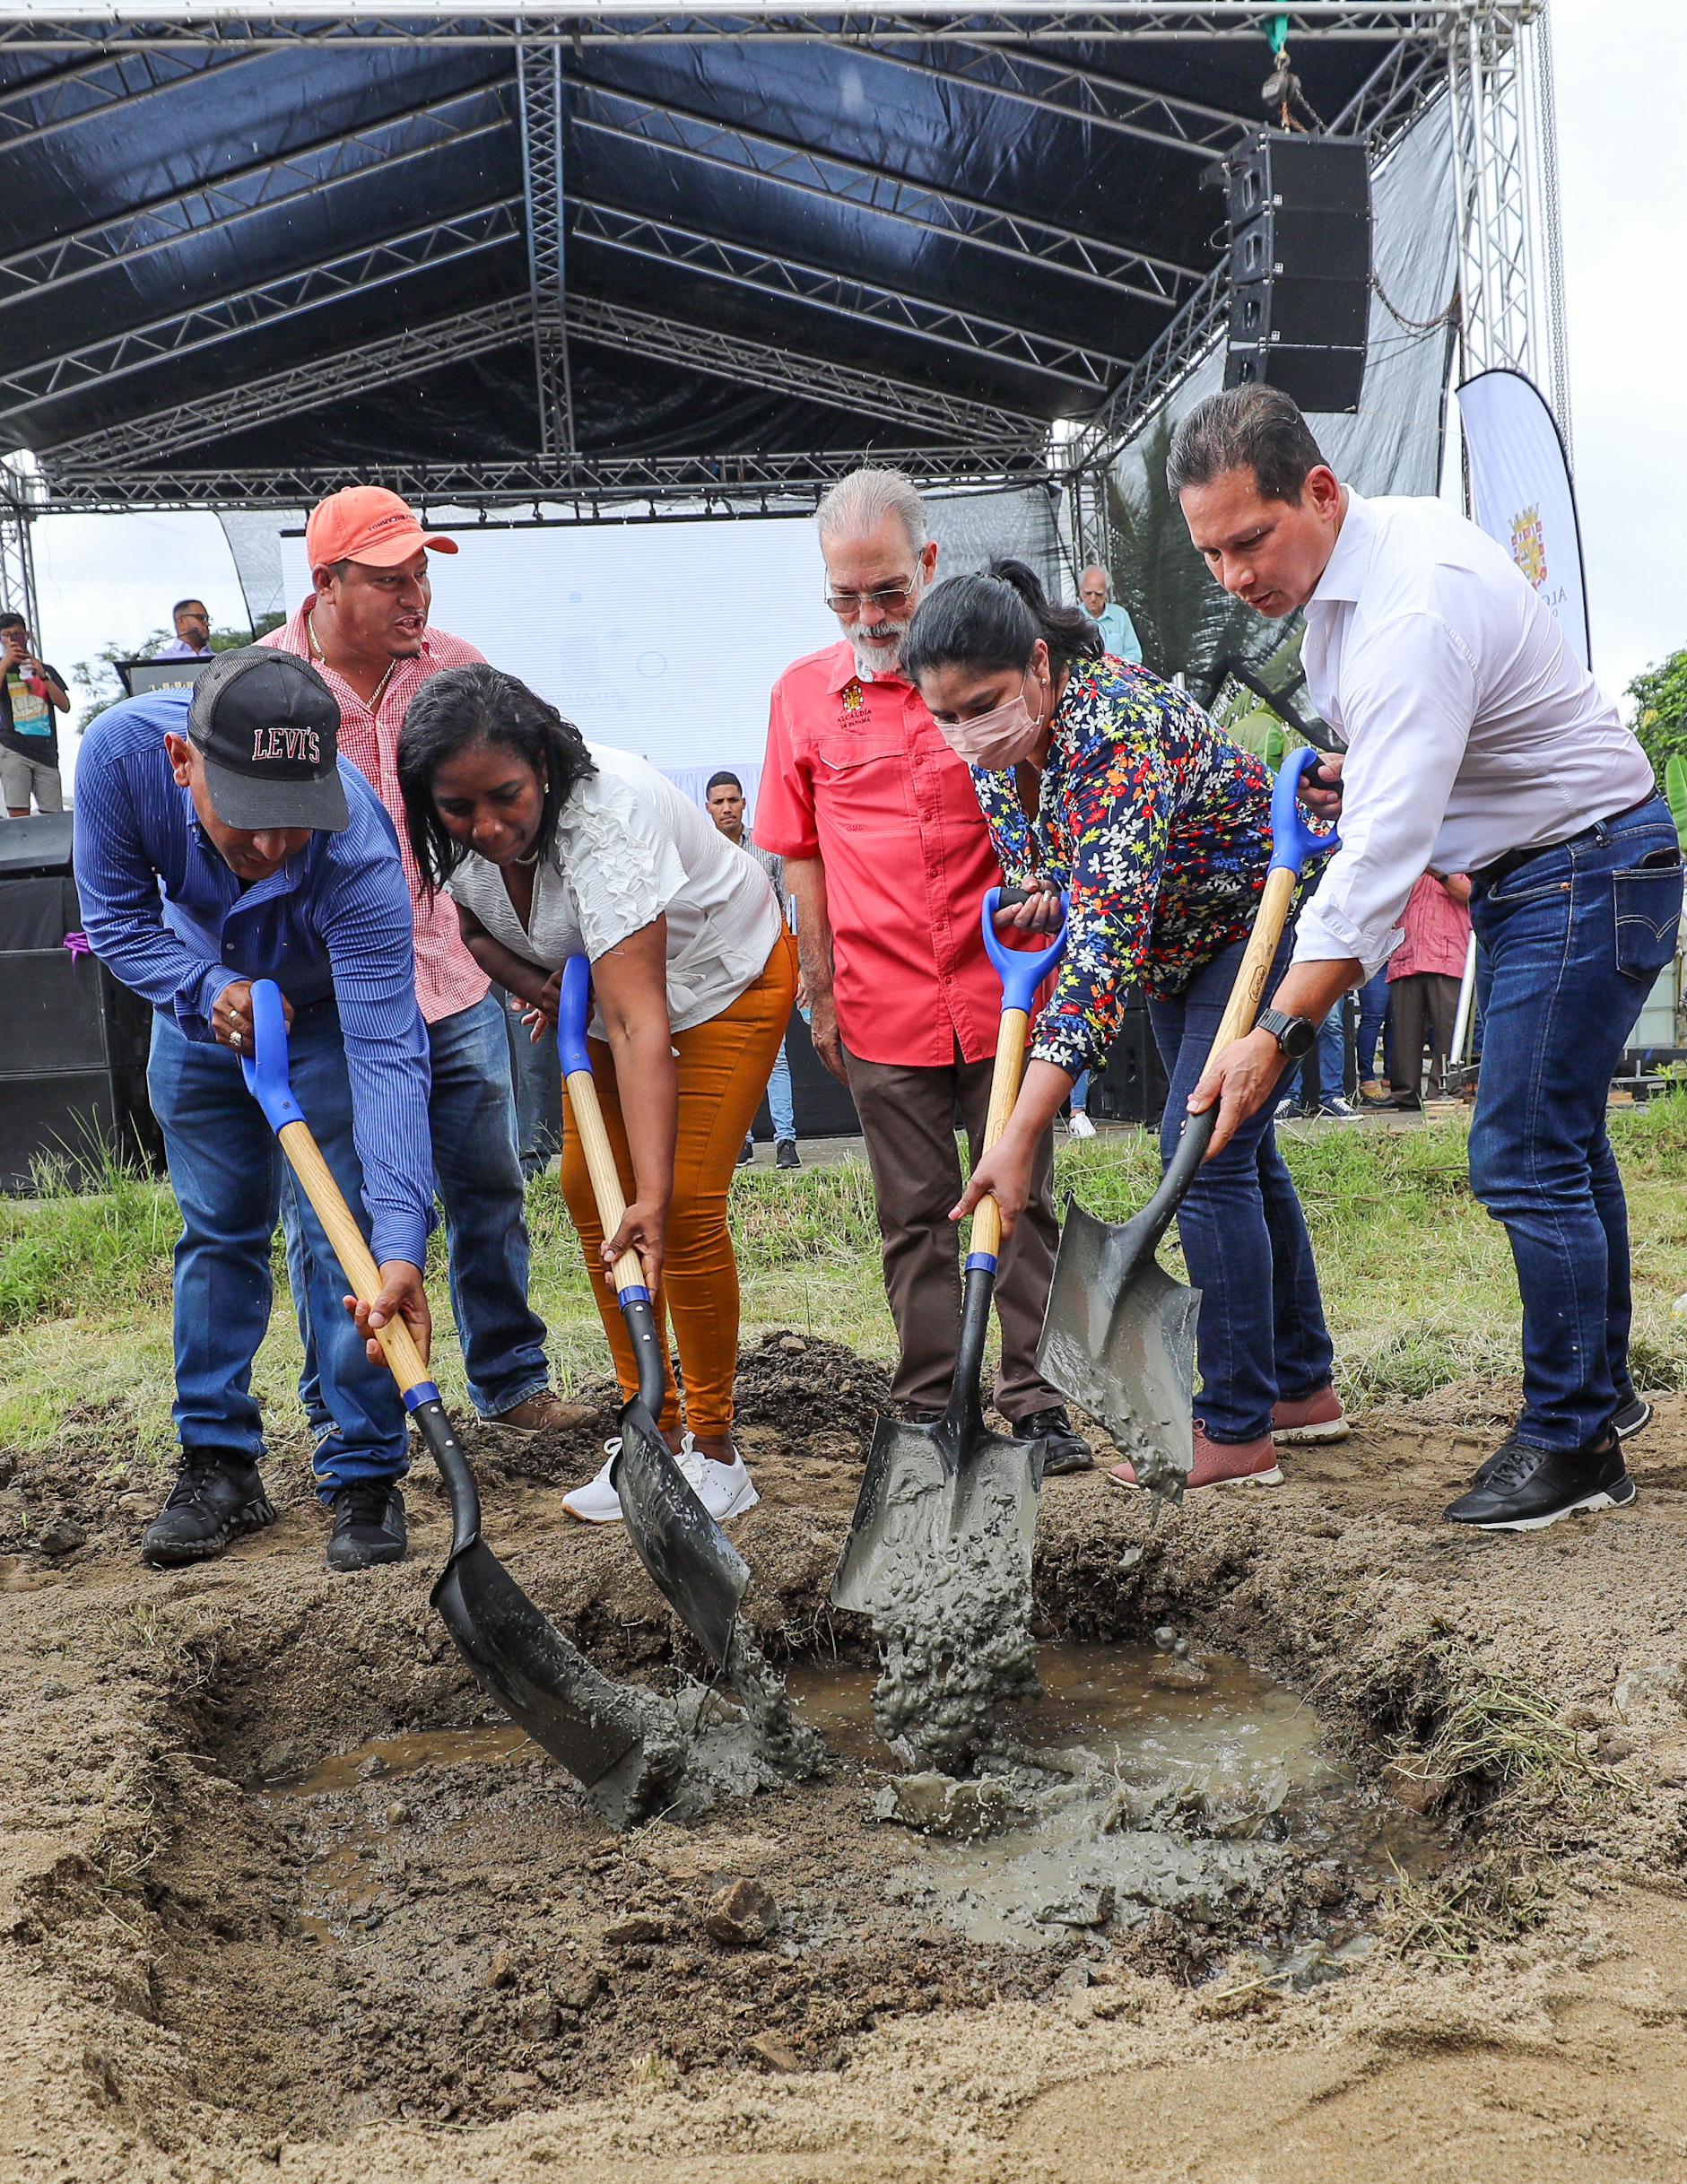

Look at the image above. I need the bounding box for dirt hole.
[149,1612,1438,2140]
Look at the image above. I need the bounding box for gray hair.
[1166,385,1328,505]
[814,466,930,556]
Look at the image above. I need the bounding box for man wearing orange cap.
[264,487,587,1439]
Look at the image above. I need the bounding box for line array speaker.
[1222,133,1371,414]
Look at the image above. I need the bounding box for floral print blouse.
[970,655,1274,1076]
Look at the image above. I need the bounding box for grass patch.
[6,1101,1687,1449]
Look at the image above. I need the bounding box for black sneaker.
[142,1453,276,1568]
[1471,1392,1654,1488]
[1445,1431,1634,1532]
[1013,1405,1094,1476]
[736,1138,755,1167]
[775,1138,801,1170]
[326,1482,407,1572]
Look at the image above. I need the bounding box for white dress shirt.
[1291,488,1654,975]
[446,742,781,1036]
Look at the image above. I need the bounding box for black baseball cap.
[186,647,348,832]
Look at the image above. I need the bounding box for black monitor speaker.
[1222,133,1371,414]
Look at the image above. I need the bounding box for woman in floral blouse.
[901,559,1342,1492]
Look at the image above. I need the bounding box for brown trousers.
[1388,970,1462,1099]
[841,1041,1063,1419]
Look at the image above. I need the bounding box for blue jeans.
[1468,796,1681,1449]
[1356,969,1391,1083]
[1071,1068,1091,1114]
[289,992,548,1424]
[1149,934,1336,1442]
[767,1036,796,1143]
[148,1003,410,1495]
[1317,1004,1346,1106]
[502,988,563,1178]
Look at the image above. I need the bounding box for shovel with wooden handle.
[1035,745,1341,1493]
[554,955,752,1671]
[240,979,674,1829]
[832,885,1068,1622]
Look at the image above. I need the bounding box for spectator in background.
[1356,965,1393,1103]
[757,468,1092,1476]
[158,599,214,660]
[262,485,588,1440]
[1384,870,1473,1109]
[1,611,70,817]
[707,768,801,1170]
[1078,565,1144,666]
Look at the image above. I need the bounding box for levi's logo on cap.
[251,723,322,765]
[187,647,351,833]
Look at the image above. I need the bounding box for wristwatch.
[1257,1007,1318,1059]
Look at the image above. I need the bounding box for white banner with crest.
[1456,367,1592,672]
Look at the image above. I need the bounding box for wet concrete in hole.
[259,1639,1439,2035]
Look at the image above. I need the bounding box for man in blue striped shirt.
[74,647,435,1573]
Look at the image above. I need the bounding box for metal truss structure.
[1062,0,1558,576]
[0,456,39,629]
[1,1,1563,568]
[1448,0,1570,439]
[43,445,1048,523]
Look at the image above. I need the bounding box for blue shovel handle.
[979,885,1069,1013]
[1269,744,1342,874]
[239,978,305,1129]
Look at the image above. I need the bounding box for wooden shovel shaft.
[274,1117,431,1397]
[970,1004,1031,1263]
[561,1067,648,1295]
[1204,866,1300,1066]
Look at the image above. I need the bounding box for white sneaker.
[674,1435,760,1522]
[1068,1110,1096,1138]
[561,1439,625,1524]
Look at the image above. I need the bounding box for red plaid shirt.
[263,601,489,1023]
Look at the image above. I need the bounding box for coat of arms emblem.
[1509,503,1547,589]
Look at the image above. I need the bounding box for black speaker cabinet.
[750,1007,861,1140]
[0,950,162,1190]
[1087,999,1170,1128]
[1224,132,1371,414]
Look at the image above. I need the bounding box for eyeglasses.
[823,577,920,619]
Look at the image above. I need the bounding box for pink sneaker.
[1271,1387,1349,1444]
[1108,1424,1283,1494]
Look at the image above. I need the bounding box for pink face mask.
[938,678,1048,768]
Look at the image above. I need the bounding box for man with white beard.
[754,469,1090,1472]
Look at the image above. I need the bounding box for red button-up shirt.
[755,640,1004,1067]
[263,601,490,1024]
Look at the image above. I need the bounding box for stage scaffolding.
[0,3,1564,595]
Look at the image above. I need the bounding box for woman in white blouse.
[397,665,795,1526]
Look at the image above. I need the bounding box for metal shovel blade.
[831,1410,1039,1620]
[612,1394,752,1670]
[1036,1197,1201,1494]
[430,1536,659,1827]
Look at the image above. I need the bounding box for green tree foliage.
[71,614,283,728]
[1629,648,1687,780]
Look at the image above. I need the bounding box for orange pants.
[560,930,797,1440]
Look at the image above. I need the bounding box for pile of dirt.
[4,1361,1687,2180]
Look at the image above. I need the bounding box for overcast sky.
[22,0,1685,717]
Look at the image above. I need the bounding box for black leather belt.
[1472,795,1660,889]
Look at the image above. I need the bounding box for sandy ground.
[4,1336,1687,2182]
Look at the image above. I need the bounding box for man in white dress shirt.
[1170,385,1678,1533]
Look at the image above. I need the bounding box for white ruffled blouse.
[444,742,781,1033]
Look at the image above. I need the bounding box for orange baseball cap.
[305,485,459,570]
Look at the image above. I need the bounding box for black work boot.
[142,1453,276,1568]
[326,1481,407,1572]
[1013,1405,1095,1476]
[1445,1431,1634,1532]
